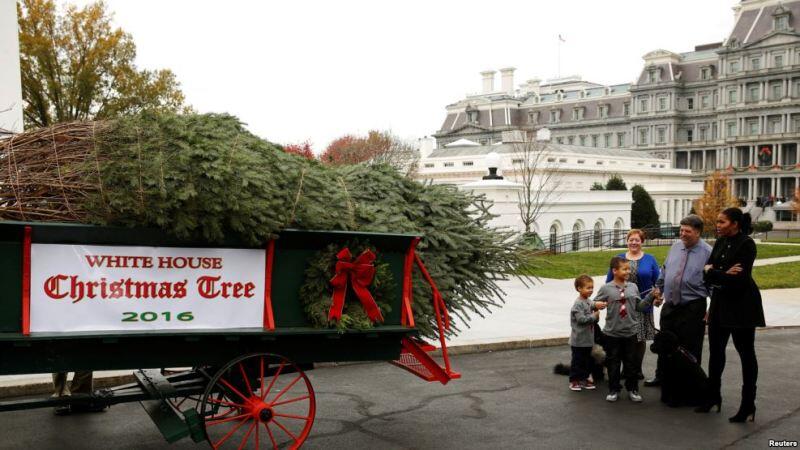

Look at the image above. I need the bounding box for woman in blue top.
[605,229,660,380]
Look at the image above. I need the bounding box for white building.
[0,0,23,134]
[416,135,703,237]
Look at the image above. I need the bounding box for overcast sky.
[67,0,736,151]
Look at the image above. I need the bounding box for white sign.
[30,244,266,333]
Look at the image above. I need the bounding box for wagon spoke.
[259,357,265,401]
[239,362,253,395]
[264,422,278,449]
[255,419,260,450]
[273,412,311,421]
[219,377,250,403]
[206,397,246,409]
[237,419,256,450]
[261,361,285,401]
[212,415,250,449]
[207,406,238,420]
[206,412,250,427]
[269,374,302,404]
[272,417,299,443]
[271,395,310,408]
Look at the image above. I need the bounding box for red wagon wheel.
[200,353,316,450]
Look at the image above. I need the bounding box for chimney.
[480,70,496,94]
[500,67,516,95]
[418,136,435,159]
[526,78,541,96]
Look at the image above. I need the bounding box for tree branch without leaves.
[510,136,564,234]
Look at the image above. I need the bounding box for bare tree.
[509,133,564,235]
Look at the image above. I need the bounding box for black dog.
[553,323,607,382]
[650,330,708,407]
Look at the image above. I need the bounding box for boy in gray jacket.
[569,274,607,391]
[596,256,662,402]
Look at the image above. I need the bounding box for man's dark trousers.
[656,298,706,378]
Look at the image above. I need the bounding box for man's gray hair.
[679,214,704,232]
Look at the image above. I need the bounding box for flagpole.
[557,35,561,78]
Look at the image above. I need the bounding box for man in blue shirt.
[645,215,712,387]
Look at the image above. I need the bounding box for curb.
[2,326,797,399]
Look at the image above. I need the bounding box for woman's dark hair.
[721,207,752,235]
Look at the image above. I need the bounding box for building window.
[623,102,630,116]
[579,135,587,146]
[729,61,740,73]
[639,128,648,145]
[547,157,556,162]
[751,57,761,70]
[649,71,658,83]
[567,136,575,145]
[699,126,707,141]
[748,85,760,102]
[559,158,567,163]
[424,163,434,168]
[727,122,737,137]
[701,68,710,80]
[443,162,454,167]
[701,95,710,108]
[596,161,604,165]
[549,110,559,123]
[775,15,789,31]
[617,132,625,147]
[556,137,564,144]
[728,89,738,104]
[658,97,667,111]
[686,129,693,142]
[604,134,611,147]
[577,160,585,164]
[774,54,784,68]
[462,161,474,166]
[467,110,479,123]
[599,105,608,118]
[748,120,759,135]
[771,83,783,100]
[657,128,666,144]
[528,110,539,124]
[687,98,694,110]
[512,159,524,164]
[639,98,649,112]
[591,135,599,147]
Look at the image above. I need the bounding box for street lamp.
[483,151,503,180]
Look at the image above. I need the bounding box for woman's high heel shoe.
[729,405,756,423]
[694,397,722,413]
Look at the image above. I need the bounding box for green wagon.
[0,221,458,449]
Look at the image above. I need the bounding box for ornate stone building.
[433,0,800,226]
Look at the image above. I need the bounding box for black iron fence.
[539,226,681,255]
[758,229,800,242]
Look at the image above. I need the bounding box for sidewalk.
[3,256,799,396]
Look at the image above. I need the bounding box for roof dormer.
[773,3,792,32]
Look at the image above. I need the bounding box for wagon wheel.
[161,367,208,415]
[199,353,316,449]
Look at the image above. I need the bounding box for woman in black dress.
[696,207,765,422]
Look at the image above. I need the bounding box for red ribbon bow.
[328,248,384,323]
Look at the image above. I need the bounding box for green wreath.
[299,241,395,332]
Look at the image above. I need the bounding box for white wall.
[459,181,632,239]
[0,0,23,133]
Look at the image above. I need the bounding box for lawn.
[753,261,800,289]
[523,243,800,279]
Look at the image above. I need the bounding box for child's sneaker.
[606,391,619,402]
[580,379,596,390]
[569,381,582,391]
[629,390,643,402]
